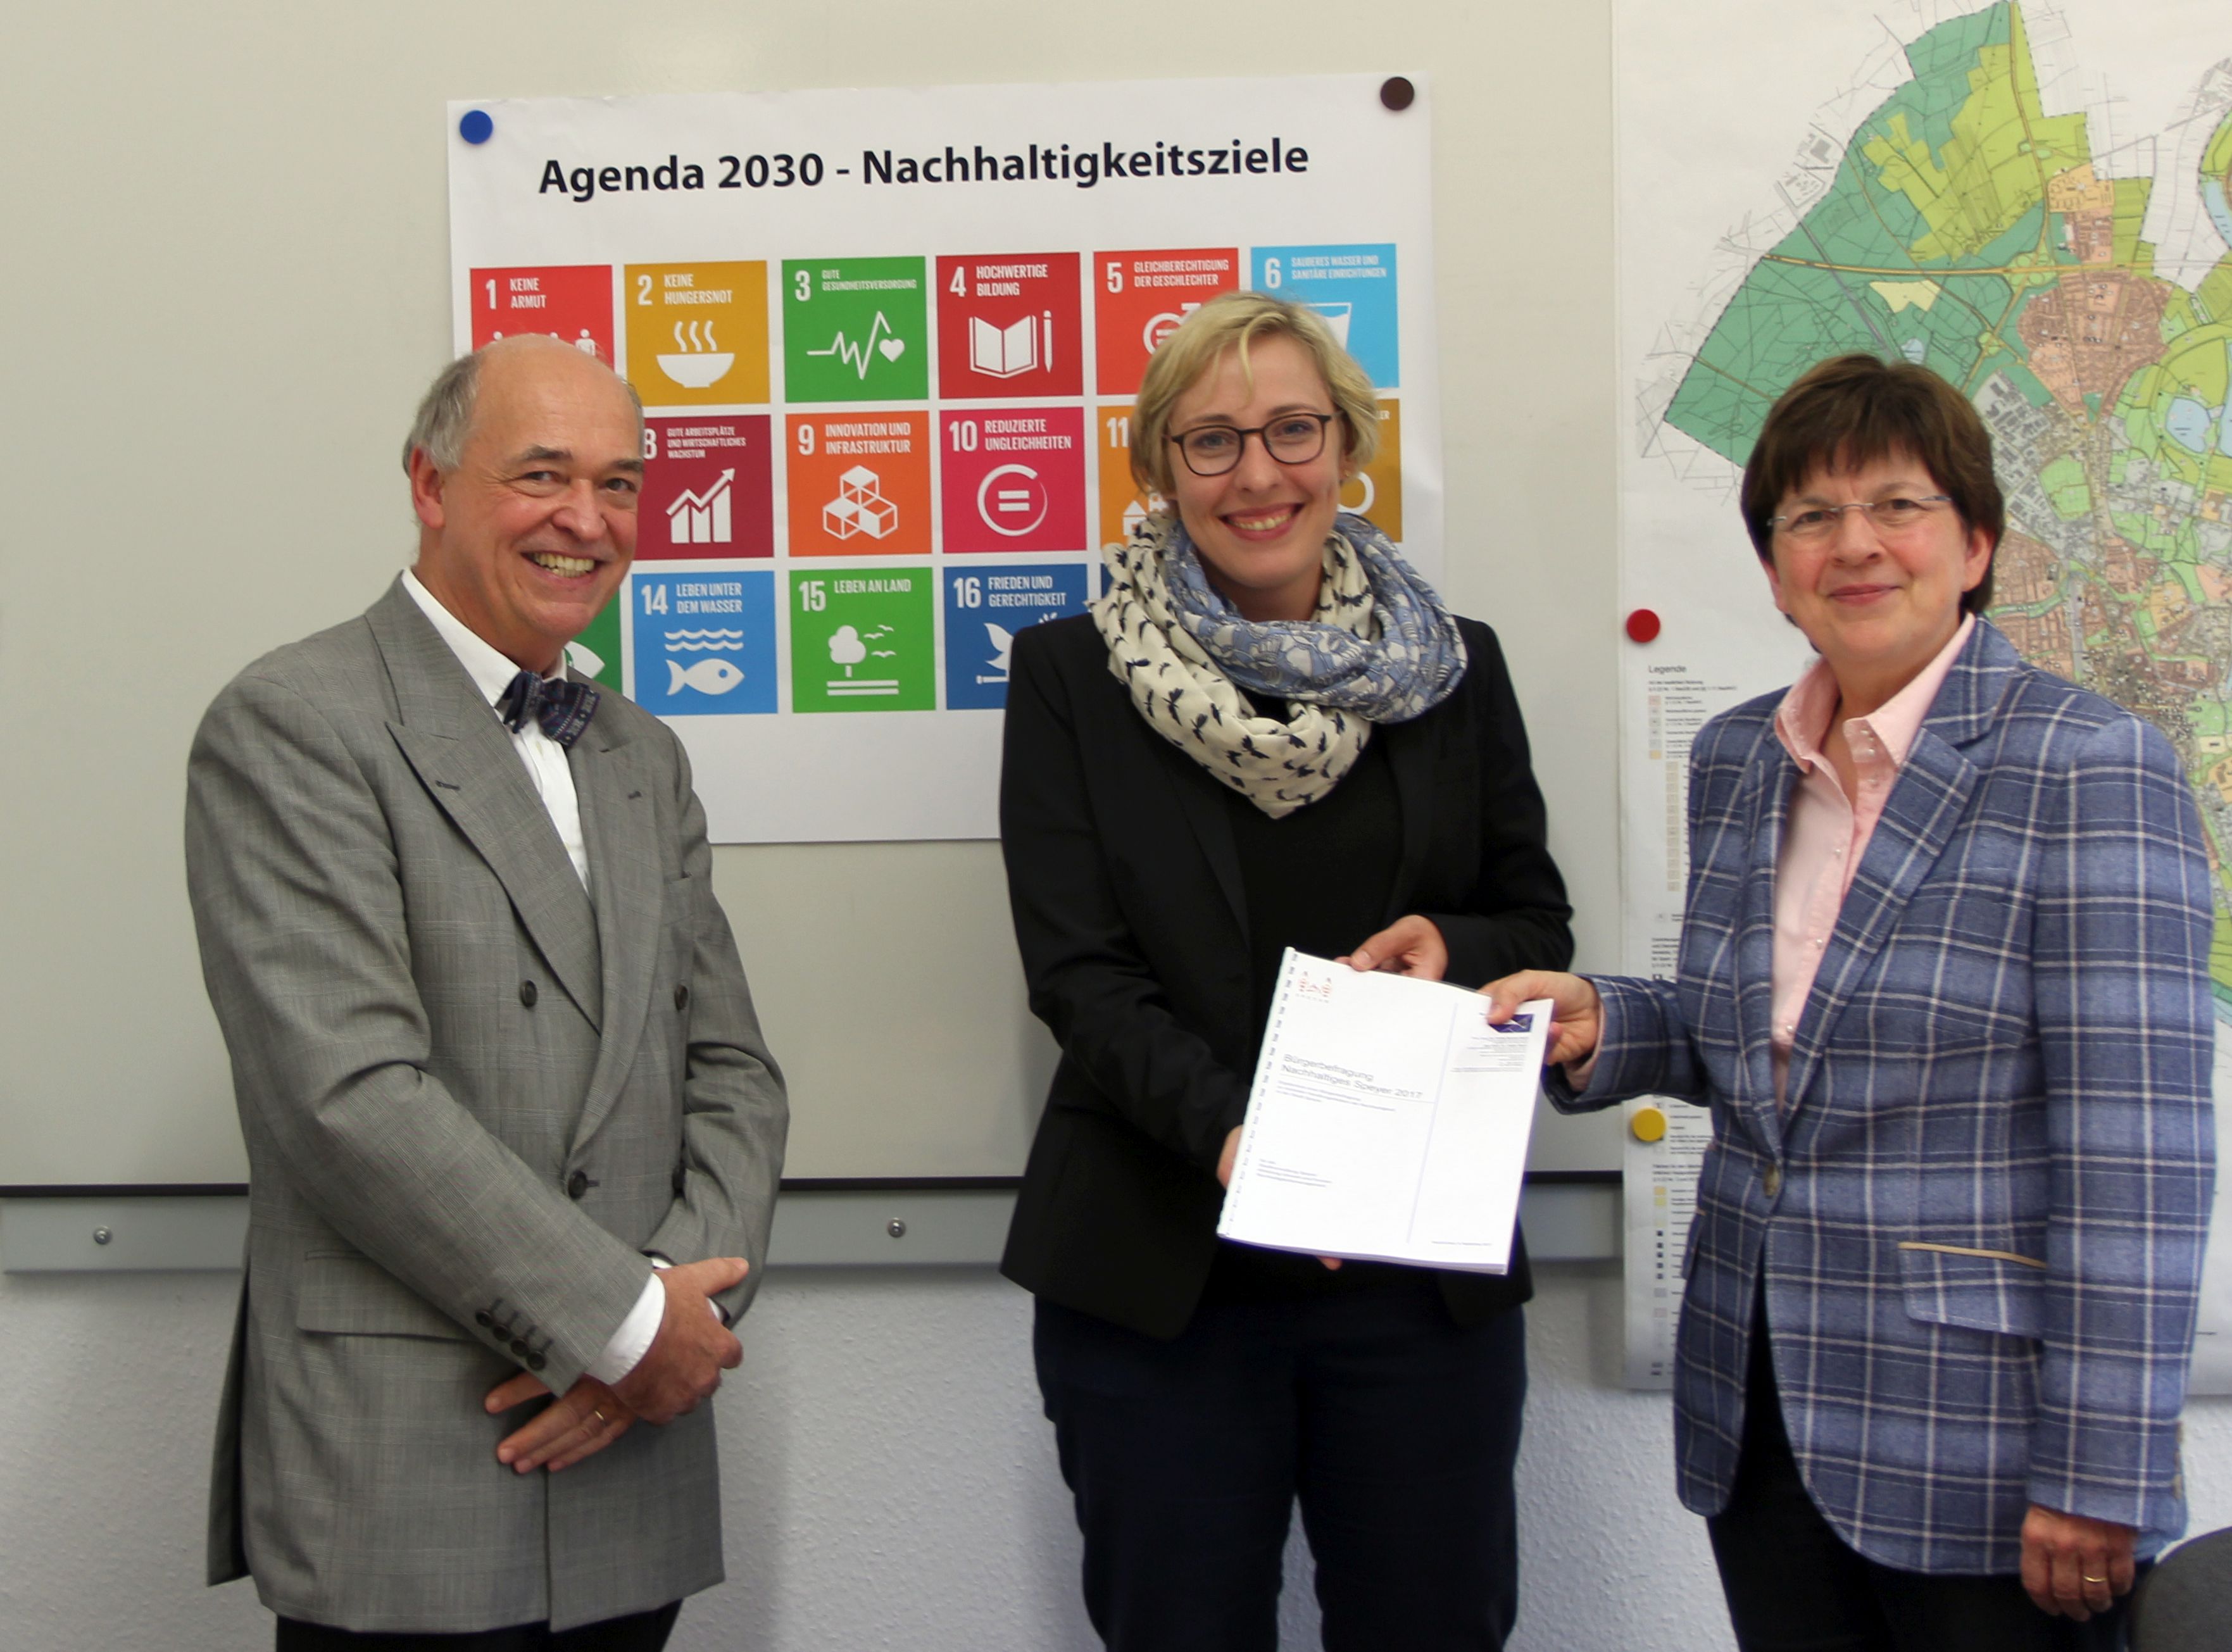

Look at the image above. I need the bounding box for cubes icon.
[822,465,900,540]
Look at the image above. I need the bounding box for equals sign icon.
[996,489,1032,514]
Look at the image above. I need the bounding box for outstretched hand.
[1341,915,1448,981]
[1479,970,1604,1070]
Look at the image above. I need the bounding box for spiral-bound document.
[1217,949,1550,1273]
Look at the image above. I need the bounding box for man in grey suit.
[186,334,788,1649]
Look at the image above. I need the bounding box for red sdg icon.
[935,252,1082,399]
[980,465,1047,534]
[939,407,1086,554]
[1093,248,1238,395]
[637,415,774,561]
[470,265,615,363]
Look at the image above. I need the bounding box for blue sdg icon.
[629,570,778,716]
[1251,243,1399,390]
[942,562,1089,710]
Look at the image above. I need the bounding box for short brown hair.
[1740,353,2002,614]
[1129,291,1380,499]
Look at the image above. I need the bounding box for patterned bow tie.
[497,670,600,749]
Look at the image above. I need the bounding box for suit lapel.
[367,582,605,1029]
[568,711,663,1151]
[1733,731,1792,1157]
[1781,624,2011,1116]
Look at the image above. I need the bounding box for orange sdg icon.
[786,411,934,558]
[1096,405,1164,548]
[1339,399,1403,544]
[624,262,770,408]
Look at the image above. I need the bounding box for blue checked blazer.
[1555,620,2214,1574]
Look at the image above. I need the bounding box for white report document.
[1216,949,1551,1273]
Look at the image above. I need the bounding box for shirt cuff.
[585,1270,666,1385]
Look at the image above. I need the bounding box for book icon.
[969,312,1053,379]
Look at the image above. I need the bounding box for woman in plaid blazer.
[1377,356,2215,1649]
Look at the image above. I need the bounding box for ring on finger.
[591,1408,606,1425]
[2081,1574,2107,1585]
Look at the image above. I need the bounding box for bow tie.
[497,670,600,749]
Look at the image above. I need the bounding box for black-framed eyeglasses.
[1167,411,1340,477]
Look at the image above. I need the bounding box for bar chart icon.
[665,468,734,544]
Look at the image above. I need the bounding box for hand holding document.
[1216,949,1551,1273]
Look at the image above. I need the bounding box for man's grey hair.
[400,343,646,473]
[401,351,485,473]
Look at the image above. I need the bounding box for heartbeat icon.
[805,310,906,379]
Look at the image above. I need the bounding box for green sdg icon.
[791,569,935,712]
[563,592,624,689]
[782,258,929,403]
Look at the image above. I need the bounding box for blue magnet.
[459,110,494,145]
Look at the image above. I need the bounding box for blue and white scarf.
[1092,510,1467,818]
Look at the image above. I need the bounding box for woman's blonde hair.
[1129,291,1381,498]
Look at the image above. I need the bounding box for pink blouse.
[1767,616,1973,1105]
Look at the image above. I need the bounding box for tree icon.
[828,624,868,678]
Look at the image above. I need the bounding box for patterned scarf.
[1091,510,1467,818]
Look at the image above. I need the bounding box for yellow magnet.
[1630,1106,1668,1143]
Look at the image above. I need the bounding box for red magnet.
[1625,609,1662,644]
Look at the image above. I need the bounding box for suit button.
[510,1339,529,1358]
[519,980,538,1007]
[1763,1165,1783,1198]
[474,1310,493,1328]
[567,1169,590,1200]
[527,1352,547,1372]
[674,984,689,1010]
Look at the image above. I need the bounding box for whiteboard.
[0,0,1621,1188]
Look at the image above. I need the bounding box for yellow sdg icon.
[624,262,770,408]
[1629,1104,1669,1144]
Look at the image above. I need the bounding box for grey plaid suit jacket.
[1555,620,2214,1574]
[185,579,787,1633]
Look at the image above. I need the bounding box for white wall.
[0,1263,1683,1649]
[9,1262,2231,1650]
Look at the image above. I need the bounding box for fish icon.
[668,658,744,696]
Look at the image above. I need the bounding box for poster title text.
[538,139,1309,204]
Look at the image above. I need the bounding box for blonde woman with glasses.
[998,292,1572,1650]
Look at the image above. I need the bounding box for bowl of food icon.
[657,353,734,389]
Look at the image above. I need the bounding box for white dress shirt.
[401,572,666,1384]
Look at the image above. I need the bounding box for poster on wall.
[447,75,1440,842]
[1615,0,2232,1387]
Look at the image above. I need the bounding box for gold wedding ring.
[592,1408,607,1425]
[2081,1574,2107,1584]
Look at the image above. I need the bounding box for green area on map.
[1662,1,2232,1002]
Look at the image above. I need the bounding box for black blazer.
[998,613,1573,1338]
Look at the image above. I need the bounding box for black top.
[997,613,1572,1339]
[1206,705,1408,1303]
